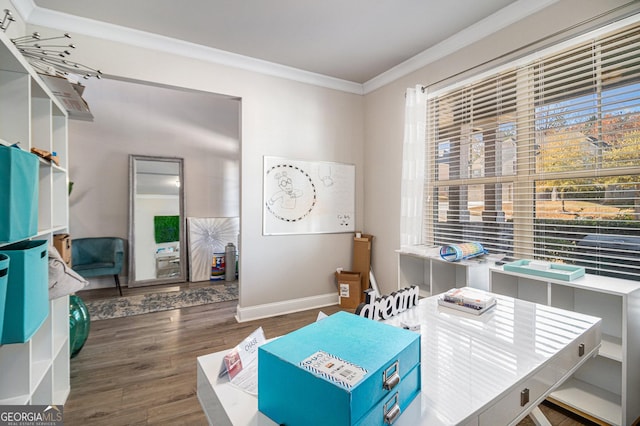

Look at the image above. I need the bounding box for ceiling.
[23,0,558,91]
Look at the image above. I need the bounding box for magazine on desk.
[438,287,497,315]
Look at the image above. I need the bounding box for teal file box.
[0,145,39,243]
[258,311,421,426]
[0,254,8,342]
[0,240,49,344]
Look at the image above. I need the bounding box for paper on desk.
[229,361,259,395]
[219,327,266,395]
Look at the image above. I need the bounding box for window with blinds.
[424,19,640,280]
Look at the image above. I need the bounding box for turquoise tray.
[503,259,585,281]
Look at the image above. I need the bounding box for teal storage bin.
[0,240,49,344]
[0,144,39,243]
[259,311,421,426]
[0,254,8,343]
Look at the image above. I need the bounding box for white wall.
[26,23,364,317]
[363,0,638,295]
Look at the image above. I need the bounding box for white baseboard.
[235,293,339,323]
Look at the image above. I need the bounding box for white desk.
[197,293,601,425]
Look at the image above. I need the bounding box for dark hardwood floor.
[65,283,600,425]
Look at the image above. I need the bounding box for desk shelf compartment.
[397,249,492,297]
[489,267,640,426]
[397,251,432,297]
[550,356,623,426]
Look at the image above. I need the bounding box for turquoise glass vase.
[69,295,90,358]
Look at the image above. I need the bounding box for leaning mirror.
[128,155,185,287]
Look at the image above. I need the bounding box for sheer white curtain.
[400,85,426,247]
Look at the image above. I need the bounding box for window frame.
[422,15,640,280]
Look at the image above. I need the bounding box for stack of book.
[438,287,496,315]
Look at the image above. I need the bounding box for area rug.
[85,282,238,320]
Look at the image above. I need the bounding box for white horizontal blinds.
[426,67,520,254]
[533,22,640,280]
[425,20,640,280]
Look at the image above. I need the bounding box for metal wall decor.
[11,31,102,80]
[1,9,15,32]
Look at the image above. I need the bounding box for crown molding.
[13,0,558,96]
[12,0,365,95]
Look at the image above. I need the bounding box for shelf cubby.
[0,29,70,407]
[489,266,640,425]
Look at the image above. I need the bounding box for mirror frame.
[128,154,186,287]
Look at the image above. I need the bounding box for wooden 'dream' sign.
[355,286,419,321]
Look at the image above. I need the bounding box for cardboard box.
[258,311,420,426]
[335,270,361,309]
[53,233,72,267]
[353,233,373,302]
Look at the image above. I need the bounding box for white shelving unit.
[0,29,70,405]
[396,246,493,297]
[490,266,640,426]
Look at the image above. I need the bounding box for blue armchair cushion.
[72,237,124,278]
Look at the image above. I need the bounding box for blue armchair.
[72,237,125,296]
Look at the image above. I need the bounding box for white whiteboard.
[263,157,355,235]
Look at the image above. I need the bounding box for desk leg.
[529,407,552,426]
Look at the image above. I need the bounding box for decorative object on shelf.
[0,9,14,32]
[69,295,90,358]
[437,287,497,315]
[30,146,59,165]
[503,259,585,281]
[48,245,88,300]
[355,285,419,320]
[11,32,99,120]
[11,32,102,80]
[439,241,487,262]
